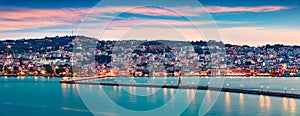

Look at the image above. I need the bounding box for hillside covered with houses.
[1,36,300,77]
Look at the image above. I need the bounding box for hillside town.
[1,36,300,77]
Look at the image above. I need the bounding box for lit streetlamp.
[291,88,294,94]
[260,85,264,92]
[226,83,230,88]
[284,87,287,94]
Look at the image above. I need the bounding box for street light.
[266,86,270,92]
[226,83,230,88]
[260,85,264,92]
[291,88,294,94]
[240,84,243,90]
[284,87,287,94]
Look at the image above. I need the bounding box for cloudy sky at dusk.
[0,0,299,46]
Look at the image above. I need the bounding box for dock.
[59,76,108,83]
[60,77,300,99]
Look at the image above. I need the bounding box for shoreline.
[1,74,300,78]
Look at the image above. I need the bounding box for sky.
[0,0,299,46]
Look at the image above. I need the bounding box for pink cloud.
[1,7,88,20]
[0,20,67,31]
[91,5,292,17]
[124,7,181,16]
[0,5,292,31]
[0,7,89,31]
[171,6,292,16]
[205,6,292,13]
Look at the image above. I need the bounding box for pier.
[60,77,300,99]
[59,76,108,83]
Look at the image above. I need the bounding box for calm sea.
[0,76,299,116]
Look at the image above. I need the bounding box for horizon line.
[1,35,300,47]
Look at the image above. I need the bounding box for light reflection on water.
[260,95,265,108]
[266,96,271,110]
[239,93,244,113]
[79,84,300,115]
[0,76,93,116]
[225,92,231,112]
[170,88,174,97]
[89,77,300,94]
[290,99,296,113]
[283,97,288,110]
[1,76,300,115]
[79,77,300,115]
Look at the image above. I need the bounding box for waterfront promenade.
[59,75,108,83]
[60,76,300,99]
